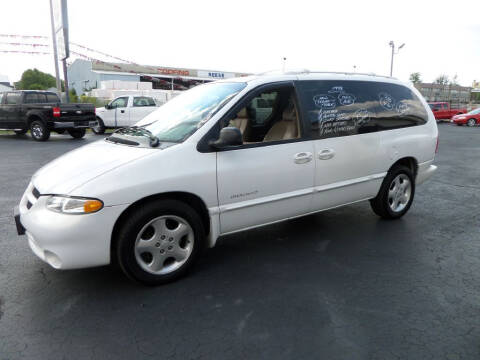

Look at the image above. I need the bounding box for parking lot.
[0,124,479,359]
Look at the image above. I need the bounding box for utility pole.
[389,41,405,77]
[49,0,62,96]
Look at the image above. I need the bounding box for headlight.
[46,196,103,214]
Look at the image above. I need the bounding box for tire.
[30,120,50,141]
[92,117,105,135]
[14,129,27,135]
[115,200,205,285]
[68,128,86,139]
[370,165,415,219]
[467,119,476,127]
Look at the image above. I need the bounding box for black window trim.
[197,81,309,153]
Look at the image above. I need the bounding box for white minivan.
[14,72,438,285]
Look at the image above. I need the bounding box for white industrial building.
[67,59,249,98]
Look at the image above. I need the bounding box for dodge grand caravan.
[14,72,438,285]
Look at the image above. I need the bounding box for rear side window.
[25,93,39,103]
[46,93,60,103]
[133,96,156,107]
[296,80,428,139]
[5,92,21,105]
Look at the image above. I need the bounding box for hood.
[32,140,155,195]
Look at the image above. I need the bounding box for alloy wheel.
[134,215,194,275]
[388,174,412,213]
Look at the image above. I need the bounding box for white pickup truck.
[93,95,159,134]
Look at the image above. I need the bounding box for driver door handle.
[120,109,125,113]
[294,152,313,164]
[318,148,335,160]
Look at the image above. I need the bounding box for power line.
[0,34,137,64]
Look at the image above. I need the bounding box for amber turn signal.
[83,200,103,213]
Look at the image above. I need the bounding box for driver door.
[105,96,130,127]
[215,82,315,234]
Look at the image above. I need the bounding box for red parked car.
[428,102,467,121]
[451,108,480,126]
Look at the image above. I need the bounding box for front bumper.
[17,184,129,269]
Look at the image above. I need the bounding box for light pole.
[282,57,287,73]
[389,41,405,77]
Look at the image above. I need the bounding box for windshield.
[467,108,480,115]
[136,82,246,143]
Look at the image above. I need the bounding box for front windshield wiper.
[113,126,160,147]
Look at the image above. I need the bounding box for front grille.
[23,184,41,211]
[32,187,40,199]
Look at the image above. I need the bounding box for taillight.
[53,107,61,117]
[435,136,439,153]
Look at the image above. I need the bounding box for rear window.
[296,80,428,139]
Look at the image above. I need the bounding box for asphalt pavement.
[0,124,479,359]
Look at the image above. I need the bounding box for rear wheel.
[370,165,415,219]
[92,117,105,135]
[68,128,86,139]
[30,120,50,141]
[116,200,205,285]
[467,118,476,127]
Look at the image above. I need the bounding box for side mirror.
[105,104,111,110]
[210,127,243,150]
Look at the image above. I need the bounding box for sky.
[0,0,479,86]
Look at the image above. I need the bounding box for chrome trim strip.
[221,196,373,236]
[219,187,313,213]
[219,172,387,214]
[314,172,386,193]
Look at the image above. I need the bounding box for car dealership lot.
[0,125,479,359]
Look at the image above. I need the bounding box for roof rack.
[256,69,396,80]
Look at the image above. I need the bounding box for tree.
[434,74,450,85]
[409,72,422,84]
[14,68,63,90]
[449,74,459,86]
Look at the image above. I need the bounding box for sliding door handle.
[318,149,335,160]
[294,152,313,164]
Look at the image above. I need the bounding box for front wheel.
[116,200,205,285]
[92,117,105,135]
[370,165,415,219]
[467,119,476,127]
[30,120,50,141]
[68,128,86,139]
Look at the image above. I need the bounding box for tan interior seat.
[229,108,249,134]
[263,101,299,142]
